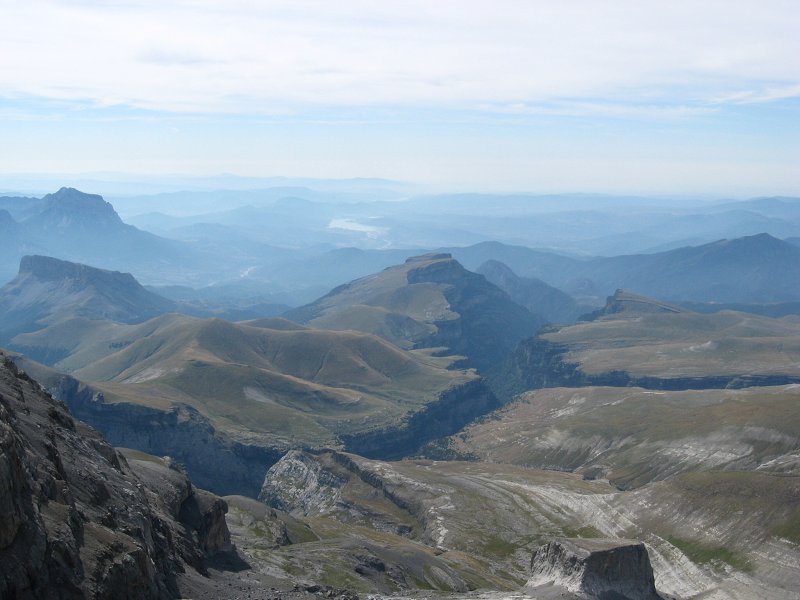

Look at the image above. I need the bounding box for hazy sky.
[1,0,798,194]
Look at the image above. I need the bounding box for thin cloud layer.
[2,0,798,115]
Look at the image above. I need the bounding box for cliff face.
[45,372,283,498]
[527,538,662,600]
[505,337,800,396]
[0,350,232,599]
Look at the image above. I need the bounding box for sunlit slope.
[286,252,542,372]
[14,313,472,445]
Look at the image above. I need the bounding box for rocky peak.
[32,187,123,229]
[405,253,467,285]
[0,256,176,337]
[527,538,662,599]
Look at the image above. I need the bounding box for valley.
[2,187,800,599]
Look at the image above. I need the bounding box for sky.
[0,0,798,195]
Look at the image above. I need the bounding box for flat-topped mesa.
[19,254,138,287]
[404,252,453,263]
[527,538,662,600]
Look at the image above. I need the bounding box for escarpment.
[31,368,284,498]
[502,290,800,396]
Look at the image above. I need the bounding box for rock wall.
[45,373,283,497]
[506,337,800,395]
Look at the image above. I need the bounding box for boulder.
[527,537,662,600]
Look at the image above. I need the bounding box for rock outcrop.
[580,289,686,321]
[0,350,233,599]
[527,538,662,599]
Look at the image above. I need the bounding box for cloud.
[712,84,800,105]
[0,0,798,117]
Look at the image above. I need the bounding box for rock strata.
[527,538,662,600]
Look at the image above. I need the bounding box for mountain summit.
[286,252,543,372]
[28,187,124,231]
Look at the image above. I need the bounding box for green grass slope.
[12,313,473,447]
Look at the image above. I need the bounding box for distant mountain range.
[3,187,800,313]
[449,233,800,305]
[0,187,189,285]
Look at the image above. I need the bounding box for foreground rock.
[0,350,233,599]
[527,538,662,600]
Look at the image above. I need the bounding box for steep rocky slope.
[286,253,542,373]
[527,538,661,599]
[0,349,233,599]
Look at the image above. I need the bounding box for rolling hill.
[9,311,498,493]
